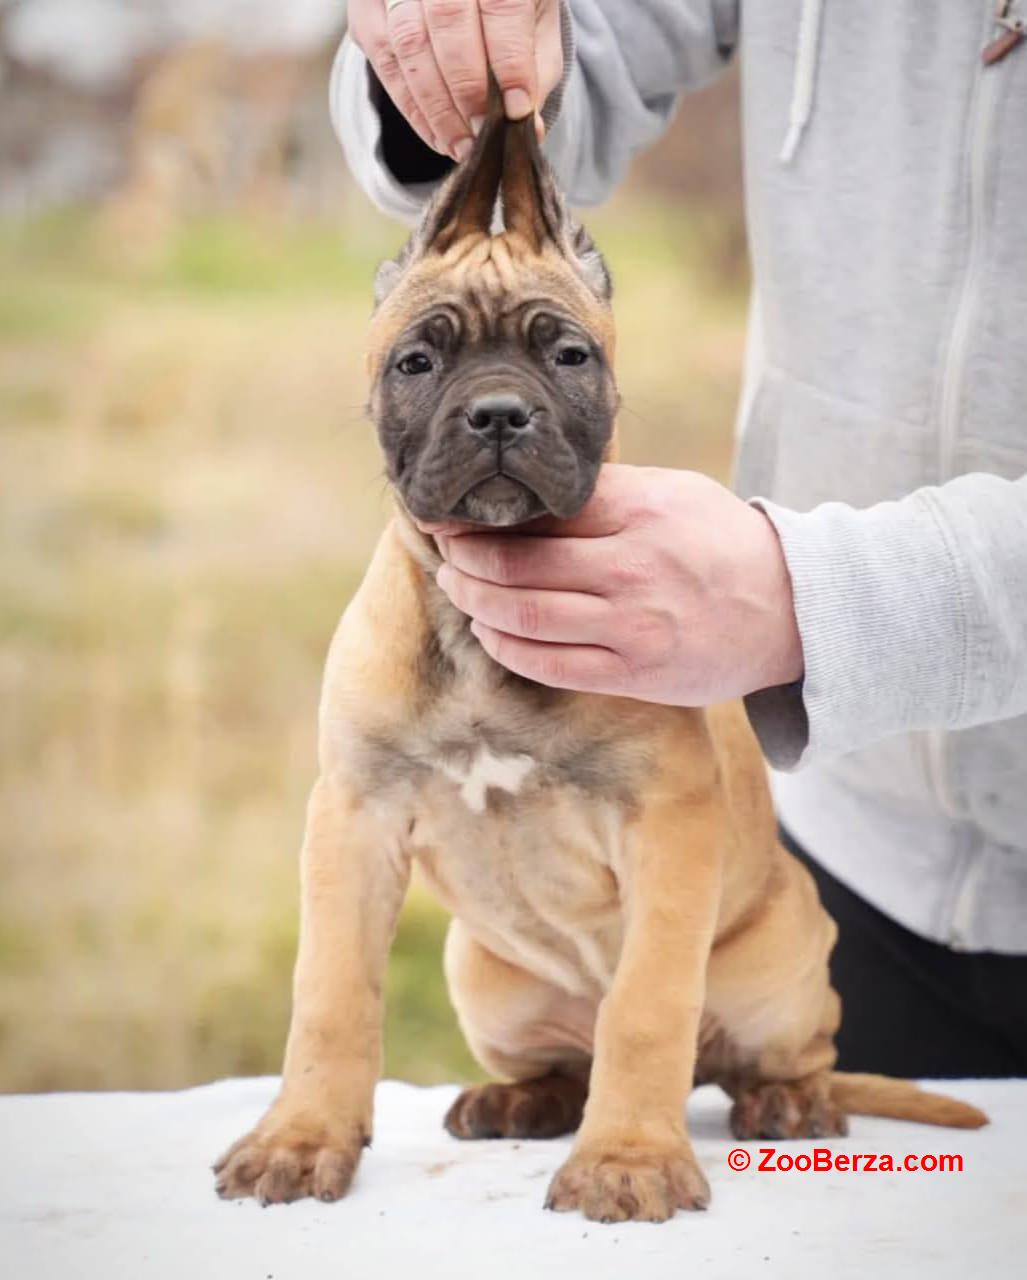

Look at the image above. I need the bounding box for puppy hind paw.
[730,1078,848,1141]
[444,1073,587,1141]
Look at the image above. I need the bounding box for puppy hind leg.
[442,920,594,1141]
[713,987,848,1139]
[703,845,848,1141]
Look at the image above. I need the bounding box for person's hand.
[348,0,563,161]
[421,464,805,705]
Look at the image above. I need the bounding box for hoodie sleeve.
[330,0,738,221]
[744,472,1027,770]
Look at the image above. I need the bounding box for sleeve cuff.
[743,492,967,770]
[542,0,576,130]
[743,680,809,771]
[330,3,576,223]
[329,37,444,224]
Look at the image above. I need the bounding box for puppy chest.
[410,785,628,993]
[355,708,644,821]
[353,721,631,989]
[434,743,536,813]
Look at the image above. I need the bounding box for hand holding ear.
[421,464,805,705]
[349,0,563,161]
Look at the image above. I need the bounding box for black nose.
[467,394,533,439]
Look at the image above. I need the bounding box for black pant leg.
[780,828,1027,1078]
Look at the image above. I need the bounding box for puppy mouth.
[394,416,603,528]
[448,474,547,527]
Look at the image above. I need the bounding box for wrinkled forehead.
[367,233,614,374]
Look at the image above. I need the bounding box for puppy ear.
[374,96,612,307]
[373,110,505,307]
[373,243,414,307]
[567,221,613,301]
[417,108,506,252]
[501,117,612,301]
[500,116,564,250]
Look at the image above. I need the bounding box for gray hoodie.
[331,1,1027,955]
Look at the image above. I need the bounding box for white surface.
[1,1077,1024,1279]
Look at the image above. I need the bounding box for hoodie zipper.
[929,4,1018,937]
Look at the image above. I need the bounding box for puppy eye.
[555,346,589,367]
[397,353,433,375]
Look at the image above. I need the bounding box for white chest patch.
[437,747,536,814]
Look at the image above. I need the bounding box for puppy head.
[366,112,617,527]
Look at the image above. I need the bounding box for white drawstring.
[779,0,825,164]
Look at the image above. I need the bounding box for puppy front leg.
[214,775,410,1205]
[546,784,724,1223]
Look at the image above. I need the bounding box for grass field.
[0,197,746,1092]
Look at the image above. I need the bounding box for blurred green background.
[0,15,746,1092]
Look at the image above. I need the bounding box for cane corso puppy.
[214,108,986,1224]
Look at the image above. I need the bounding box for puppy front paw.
[544,1140,710,1223]
[213,1108,367,1205]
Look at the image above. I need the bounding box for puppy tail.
[829,1073,988,1129]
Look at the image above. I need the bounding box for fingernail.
[470,115,486,136]
[503,88,532,120]
[452,136,473,163]
[469,620,482,639]
[435,563,452,591]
